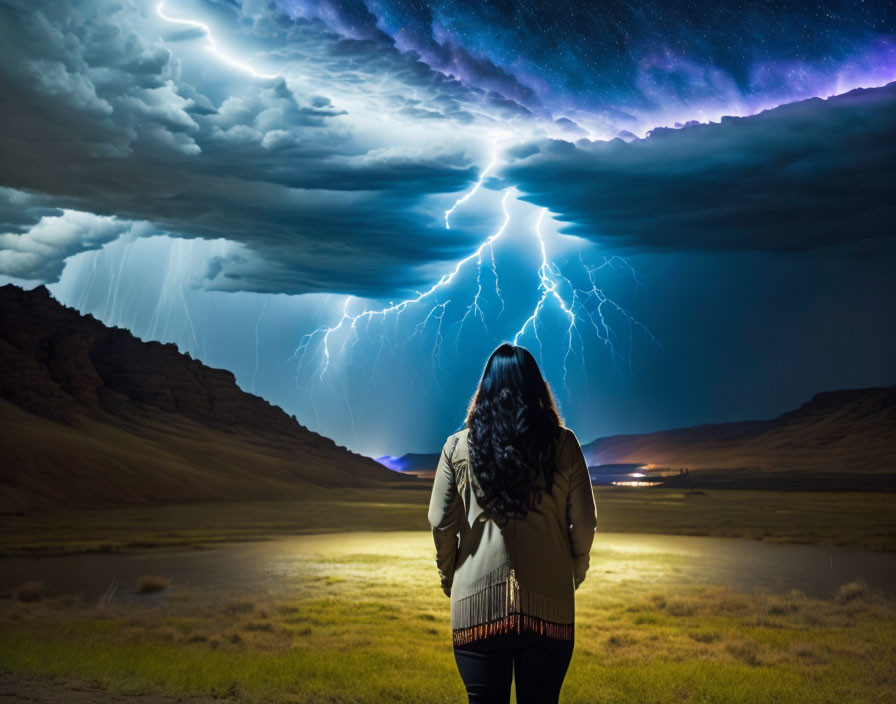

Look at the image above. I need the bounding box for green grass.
[2,487,893,700]
[2,486,894,557]
[1,533,894,703]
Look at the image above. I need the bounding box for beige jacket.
[427,426,598,644]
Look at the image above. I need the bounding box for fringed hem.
[452,613,574,646]
[451,564,574,630]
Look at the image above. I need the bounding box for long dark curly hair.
[464,343,564,526]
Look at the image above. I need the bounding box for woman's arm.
[427,435,463,597]
[566,429,598,590]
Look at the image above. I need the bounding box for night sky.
[0,0,894,458]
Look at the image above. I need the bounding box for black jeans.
[453,630,575,704]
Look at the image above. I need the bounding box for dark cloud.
[0,188,140,281]
[494,83,896,253]
[0,0,524,296]
[274,0,544,113]
[1,0,893,298]
[0,189,63,234]
[274,0,896,120]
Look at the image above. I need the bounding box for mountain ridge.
[583,385,895,473]
[0,283,413,512]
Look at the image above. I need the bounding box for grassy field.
[2,485,894,557]
[1,530,894,704]
[2,486,894,702]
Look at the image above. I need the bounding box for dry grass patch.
[688,630,722,643]
[725,639,763,666]
[136,575,169,593]
[835,580,868,603]
[13,580,46,602]
[222,598,256,614]
[607,633,638,648]
[244,620,274,632]
[787,639,827,664]
[665,597,699,616]
[648,592,667,609]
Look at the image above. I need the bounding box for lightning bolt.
[577,252,662,373]
[290,186,514,383]
[512,209,662,391]
[288,148,660,439]
[252,296,268,394]
[444,154,498,229]
[156,2,280,80]
[512,208,581,392]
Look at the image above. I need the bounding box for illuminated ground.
[1,528,895,703]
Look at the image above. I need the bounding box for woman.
[428,343,598,703]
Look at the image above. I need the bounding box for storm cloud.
[0,0,894,294]
[0,0,528,294]
[495,83,896,254]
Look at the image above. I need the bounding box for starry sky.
[0,0,894,458]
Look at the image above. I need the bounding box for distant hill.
[582,386,896,474]
[375,453,440,479]
[380,386,896,483]
[0,284,414,512]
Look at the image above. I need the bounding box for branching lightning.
[444,154,498,229]
[512,208,580,390]
[509,208,661,392]
[151,2,660,434]
[289,185,515,382]
[289,148,660,420]
[156,2,279,80]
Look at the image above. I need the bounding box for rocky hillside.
[0,284,413,511]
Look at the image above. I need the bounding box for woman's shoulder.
[442,427,469,455]
[557,425,575,444]
[556,425,574,453]
[445,427,469,443]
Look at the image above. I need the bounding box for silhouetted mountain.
[375,453,439,479]
[0,284,413,511]
[581,386,896,473]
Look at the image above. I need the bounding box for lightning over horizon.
[285,149,660,417]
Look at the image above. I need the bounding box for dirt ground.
[0,672,232,704]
